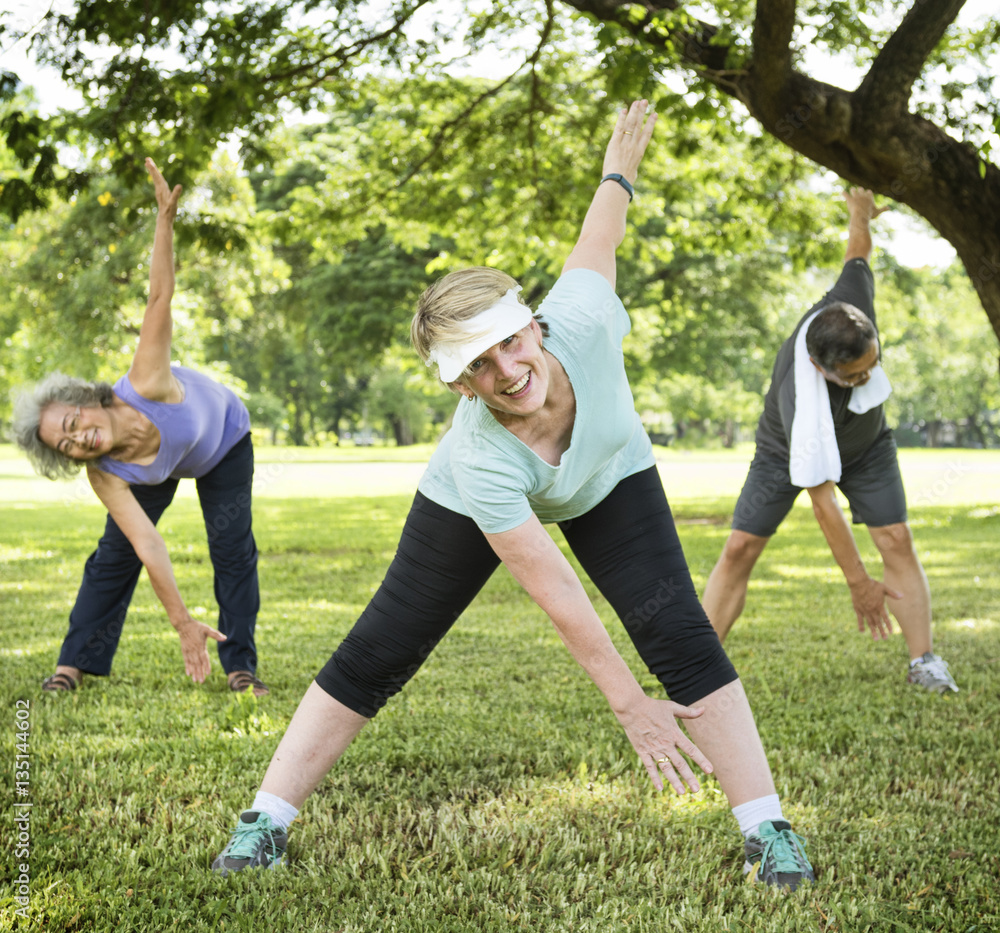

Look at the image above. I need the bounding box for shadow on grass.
[1,493,998,932]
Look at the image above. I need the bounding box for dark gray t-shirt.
[754,258,888,469]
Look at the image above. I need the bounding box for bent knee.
[869,521,915,557]
[721,530,769,568]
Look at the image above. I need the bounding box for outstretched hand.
[849,575,901,640]
[616,695,714,795]
[175,617,227,684]
[843,186,891,223]
[602,99,658,184]
[146,157,182,221]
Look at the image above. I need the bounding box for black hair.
[805,302,878,370]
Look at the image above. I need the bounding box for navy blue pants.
[316,466,737,717]
[57,432,260,676]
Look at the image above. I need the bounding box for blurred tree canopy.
[0,1,997,447]
[2,0,999,342]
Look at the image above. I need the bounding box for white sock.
[251,791,299,831]
[732,794,784,838]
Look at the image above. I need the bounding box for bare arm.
[842,187,891,263]
[561,100,658,288]
[87,467,225,681]
[128,158,184,401]
[807,481,900,640]
[485,515,713,794]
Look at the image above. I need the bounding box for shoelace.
[760,828,811,873]
[227,818,280,859]
[917,656,952,681]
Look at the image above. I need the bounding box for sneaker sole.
[909,680,959,694]
[213,855,285,877]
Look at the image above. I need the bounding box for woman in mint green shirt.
[213,101,815,890]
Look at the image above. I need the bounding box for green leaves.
[2,2,996,442]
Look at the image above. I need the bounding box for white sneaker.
[907,652,959,694]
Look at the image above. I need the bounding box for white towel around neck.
[788,308,892,488]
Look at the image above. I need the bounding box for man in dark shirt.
[702,188,958,694]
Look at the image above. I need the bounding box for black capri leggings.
[316,466,737,716]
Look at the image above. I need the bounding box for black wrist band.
[600,173,634,202]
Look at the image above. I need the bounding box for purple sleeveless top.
[98,366,250,485]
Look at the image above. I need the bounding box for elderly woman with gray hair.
[13,159,267,697]
[213,101,815,890]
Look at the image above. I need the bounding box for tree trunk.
[748,75,1000,351]
[962,414,987,448]
[391,417,415,447]
[720,418,736,448]
[562,0,1000,351]
[288,392,306,446]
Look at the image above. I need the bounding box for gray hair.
[805,302,879,370]
[12,372,115,479]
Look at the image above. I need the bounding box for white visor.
[428,288,533,382]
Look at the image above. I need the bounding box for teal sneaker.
[743,820,814,890]
[212,810,287,876]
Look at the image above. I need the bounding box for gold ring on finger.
[623,131,633,136]
[655,756,669,763]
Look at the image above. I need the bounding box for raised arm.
[127,158,183,400]
[485,516,712,795]
[561,100,658,288]
[842,187,891,264]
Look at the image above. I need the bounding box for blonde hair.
[411,268,527,371]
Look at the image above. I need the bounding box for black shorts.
[731,432,907,538]
[316,467,738,716]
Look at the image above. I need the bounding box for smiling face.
[812,339,880,388]
[38,402,112,462]
[457,320,550,419]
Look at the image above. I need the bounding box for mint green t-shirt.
[417,268,655,534]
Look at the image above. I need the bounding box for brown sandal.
[42,672,79,692]
[228,671,270,696]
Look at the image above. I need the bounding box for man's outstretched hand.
[843,187,891,223]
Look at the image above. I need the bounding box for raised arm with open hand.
[843,187,891,263]
[601,99,658,185]
[147,157,182,222]
[129,158,184,398]
[563,99,658,287]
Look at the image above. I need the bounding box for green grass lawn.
[1,446,998,932]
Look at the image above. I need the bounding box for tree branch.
[567,0,733,73]
[567,0,673,20]
[751,0,795,99]
[856,0,967,116]
[262,0,437,89]
[528,0,558,186]
[394,72,523,188]
[395,8,559,190]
